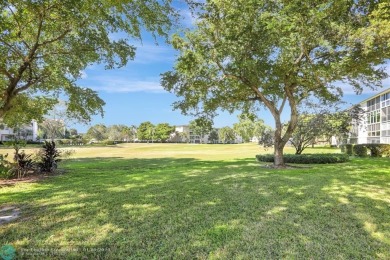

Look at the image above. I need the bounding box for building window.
[382,107,390,122]
[367,96,381,111]
[382,92,390,107]
[367,110,380,124]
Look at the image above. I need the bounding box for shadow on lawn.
[0,157,389,259]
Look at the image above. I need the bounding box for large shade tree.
[162,0,389,167]
[0,0,175,124]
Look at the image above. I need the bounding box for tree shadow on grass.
[0,157,389,259]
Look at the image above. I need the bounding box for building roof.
[357,87,390,105]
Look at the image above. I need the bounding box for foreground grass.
[0,142,339,161]
[0,144,389,259]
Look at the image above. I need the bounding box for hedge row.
[256,153,350,164]
[340,143,390,157]
[340,144,353,155]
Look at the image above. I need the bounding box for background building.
[0,120,38,141]
[350,87,390,144]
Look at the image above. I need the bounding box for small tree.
[289,114,325,155]
[323,105,365,145]
[137,121,155,142]
[233,114,266,143]
[189,118,213,144]
[178,131,190,143]
[208,129,219,143]
[38,119,66,140]
[288,101,365,154]
[4,139,27,162]
[154,123,175,142]
[85,124,108,142]
[106,124,133,141]
[218,126,236,144]
[258,126,275,150]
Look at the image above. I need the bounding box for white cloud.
[85,77,164,93]
[132,43,176,64]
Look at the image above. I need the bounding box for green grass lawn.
[0,144,389,259]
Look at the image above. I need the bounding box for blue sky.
[73,10,390,133]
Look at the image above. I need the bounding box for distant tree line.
[36,106,359,148]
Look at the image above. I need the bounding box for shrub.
[3,140,27,161]
[256,153,350,164]
[13,152,35,178]
[103,140,116,145]
[340,144,354,155]
[365,143,390,157]
[344,144,353,156]
[61,139,71,145]
[38,141,61,173]
[26,140,42,145]
[353,144,368,157]
[0,154,12,179]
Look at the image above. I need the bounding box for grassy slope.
[0,144,389,259]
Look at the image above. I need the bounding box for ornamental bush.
[365,143,390,157]
[103,140,116,145]
[344,144,353,156]
[37,141,61,173]
[340,144,354,155]
[353,144,368,157]
[256,153,349,164]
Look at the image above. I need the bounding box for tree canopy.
[188,118,213,143]
[137,121,155,141]
[85,123,108,141]
[233,114,267,143]
[208,129,219,143]
[218,126,235,144]
[38,119,66,140]
[162,0,389,167]
[154,123,175,142]
[0,0,175,124]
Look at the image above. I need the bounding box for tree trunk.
[274,138,285,168]
[273,118,286,167]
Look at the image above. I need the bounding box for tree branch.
[38,28,72,47]
[279,94,287,114]
[0,66,13,80]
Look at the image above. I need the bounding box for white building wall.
[32,120,38,141]
[352,88,390,144]
[0,120,38,141]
